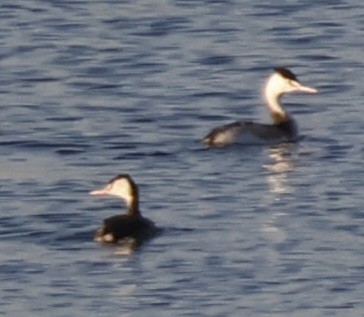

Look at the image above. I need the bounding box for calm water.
[1,0,364,316]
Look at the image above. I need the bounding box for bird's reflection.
[102,235,159,257]
[112,238,141,256]
[263,143,296,198]
[261,143,297,243]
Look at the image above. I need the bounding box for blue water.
[1,0,364,316]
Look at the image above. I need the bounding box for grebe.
[203,67,318,147]
[90,174,157,243]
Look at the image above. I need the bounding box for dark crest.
[108,174,137,190]
[274,67,298,81]
[108,173,133,184]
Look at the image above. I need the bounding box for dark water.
[1,0,364,316]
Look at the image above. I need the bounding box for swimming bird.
[90,174,157,244]
[202,67,318,147]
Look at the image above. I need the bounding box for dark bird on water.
[90,174,157,244]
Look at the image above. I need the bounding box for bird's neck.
[270,109,291,124]
[126,196,140,216]
[265,91,290,124]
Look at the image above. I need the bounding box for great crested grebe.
[202,67,318,147]
[90,174,157,244]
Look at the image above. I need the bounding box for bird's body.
[90,174,157,244]
[204,118,297,146]
[95,214,156,243]
[203,68,317,148]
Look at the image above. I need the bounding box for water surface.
[1,0,364,316]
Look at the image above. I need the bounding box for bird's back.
[95,214,157,243]
[203,119,297,147]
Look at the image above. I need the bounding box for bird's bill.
[296,83,318,93]
[89,187,109,196]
